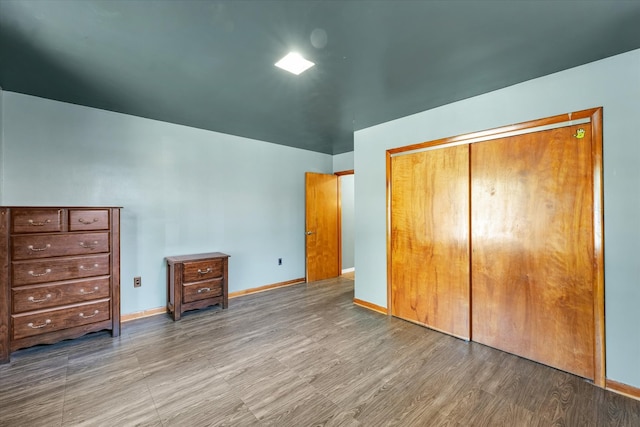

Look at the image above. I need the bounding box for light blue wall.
[333,151,354,172]
[1,92,332,315]
[354,49,640,388]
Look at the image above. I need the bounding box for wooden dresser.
[166,252,229,320]
[0,207,121,363]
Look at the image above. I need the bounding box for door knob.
[306,231,314,235]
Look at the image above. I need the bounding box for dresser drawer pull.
[28,268,52,277]
[28,219,52,227]
[78,217,99,225]
[80,286,100,295]
[79,264,99,271]
[27,319,52,329]
[28,294,52,303]
[79,310,99,319]
[197,287,211,294]
[197,268,212,275]
[28,244,51,252]
[79,241,99,249]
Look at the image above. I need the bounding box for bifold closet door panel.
[471,125,595,379]
[391,145,470,339]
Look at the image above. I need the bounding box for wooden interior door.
[305,172,340,282]
[390,145,470,339]
[471,124,595,379]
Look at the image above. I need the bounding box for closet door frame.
[386,107,605,387]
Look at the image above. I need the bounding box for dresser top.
[0,206,122,209]
[165,252,230,264]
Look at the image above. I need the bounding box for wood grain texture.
[607,379,640,401]
[387,107,599,155]
[390,145,470,338]
[2,207,121,362]
[228,278,305,298]
[166,253,229,320]
[471,124,595,379]
[110,208,121,337]
[590,107,605,387]
[305,172,340,282]
[0,209,9,363]
[11,232,110,260]
[352,298,387,315]
[121,306,166,322]
[1,276,638,426]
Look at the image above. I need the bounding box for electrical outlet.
[278,258,282,265]
[134,276,142,288]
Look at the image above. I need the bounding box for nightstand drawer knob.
[78,217,99,224]
[197,287,211,293]
[79,310,99,319]
[197,268,212,275]
[79,241,99,249]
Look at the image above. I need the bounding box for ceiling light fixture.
[275,52,315,75]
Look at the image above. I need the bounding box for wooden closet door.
[471,125,595,379]
[391,145,470,339]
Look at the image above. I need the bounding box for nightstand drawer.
[12,232,110,260]
[12,254,111,286]
[12,277,111,313]
[69,209,110,231]
[12,299,111,340]
[11,209,62,234]
[183,278,223,303]
[183,259,223,282]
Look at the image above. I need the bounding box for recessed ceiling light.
[275,52,315,75]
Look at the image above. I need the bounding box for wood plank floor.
[1,276,639,426]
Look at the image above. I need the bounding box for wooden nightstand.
[166,252,229,320]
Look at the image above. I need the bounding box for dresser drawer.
[12,299,111,340]
[11,209,62,234]
[183,278,223,303]
[183,259,223,282]
[12,277,111,313]
[12,254,111,286]
[69,209,110,231]
[12,232,110,260]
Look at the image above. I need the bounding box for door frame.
[335,169,354,276]
[304,169,355,283]
[386,107,605,387]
